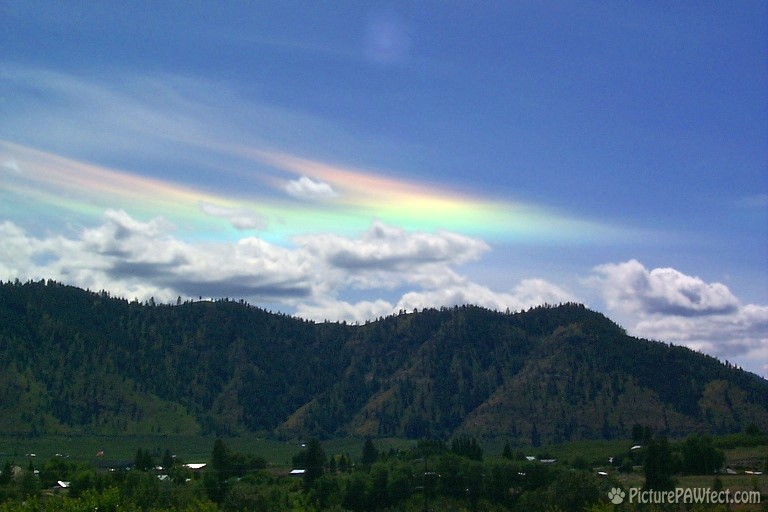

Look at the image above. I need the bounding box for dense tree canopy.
[0,280,766,442]
[0,431,760,511]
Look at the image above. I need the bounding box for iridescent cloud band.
[1,139,623,244]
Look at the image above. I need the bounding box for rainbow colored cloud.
[1,139,622,245]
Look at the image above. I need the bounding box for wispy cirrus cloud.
[1,65,633,246]
[1,137,629,248]
[199,202,268,230]
[245,149,630,243]
[2,66,764,377]
[2,158,21,174]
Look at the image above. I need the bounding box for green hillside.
[0,279,766,441]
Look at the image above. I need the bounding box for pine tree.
[161,449,174,470]
[361,437,379,467]
[502,441,513,460]
[681,434,725,475]
[134,448,154,471]
[303,438,326,488]
[20,460,39,498]
[204,439,231,504]
[451,435,483,461]
[210,439,230,476]
[644,437,675,491]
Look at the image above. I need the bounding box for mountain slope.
[0,280,766,441]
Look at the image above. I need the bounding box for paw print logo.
[608,487,625,505]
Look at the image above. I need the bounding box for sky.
[1,2,766,377]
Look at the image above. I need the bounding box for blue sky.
[1,2,766,376]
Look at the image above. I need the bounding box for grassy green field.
[1,434,765,474]
[0,435,418,468]
[0,435,631,468]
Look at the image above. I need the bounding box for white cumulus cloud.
[591,259,740,317]
[396,278,575,314]
[284,175,338,200]
[3,211,765,377]
[298,220,489,271]
[295,297,395,324]
[0,210,313,302]
[590,259,767,375]
[294,221,491,294]
[0,214,501,316]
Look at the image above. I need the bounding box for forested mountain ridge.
[1,279,766,442]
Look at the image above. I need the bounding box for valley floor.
[0,434,765,511]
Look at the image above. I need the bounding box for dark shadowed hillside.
[0,279,766,442]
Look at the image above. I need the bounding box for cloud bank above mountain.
[1,210,765,376]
